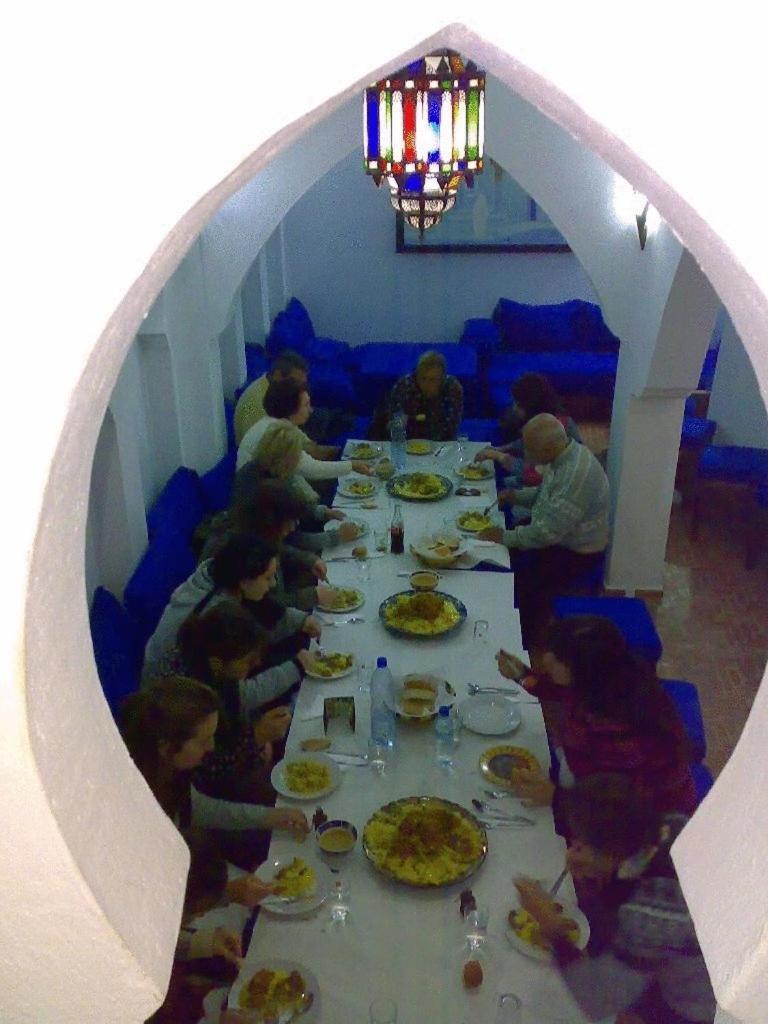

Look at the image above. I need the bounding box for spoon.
[471,799,534,825]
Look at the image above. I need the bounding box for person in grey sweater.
[143,534,321,690]
[513,774,715,1024]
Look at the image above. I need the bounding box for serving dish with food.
[337,477,378,499]
[232,958,319,1020]
[478,745,541,788]
[271,753,340,800]
[304,651,355,681]
[346,441,382,460]
[386,673,454,720]
[456,510,494,533]
[362,795,487,887]
[324,517,368,540]
[455,463,494,480]
[379,590,467,638]
[386,472,453,502]
[316,587,365,613]
[505,900,589,961]
[410,532,468,568]
[408,569,440,591]
[405,438,432,455]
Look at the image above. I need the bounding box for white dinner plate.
[505,898,590,961]
[270,753,341,800]
[455,511,495,534]
[258,855,333,918]
[323,517,369,540]
[315,587,365,613]
[229,957,320,1020]
[336,477,379,499]
[303,651,356,681]
[386,674,457,720]
[344,441,382,460]
[458,694,521,735]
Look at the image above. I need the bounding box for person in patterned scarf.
[388,350,464,440]
[513,774,715,1024]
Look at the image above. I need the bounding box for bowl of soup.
[315,819,358,855]
[409,569,440,592]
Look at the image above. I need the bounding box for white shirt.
[236,416,353,478]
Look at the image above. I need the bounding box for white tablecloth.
[230,440,591,1024]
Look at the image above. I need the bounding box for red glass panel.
[404,91,416,162]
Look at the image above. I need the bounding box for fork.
[317,616,365,626]
[468,683,526,698]
[471,799,534,825]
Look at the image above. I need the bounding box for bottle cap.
[376,656,388,668]
[438,705,451,717]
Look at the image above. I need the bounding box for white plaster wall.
[709,315,768,448]
[281,149,597,344]
[4,6,768,1023]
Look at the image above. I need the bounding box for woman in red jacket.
[496,615,696,815]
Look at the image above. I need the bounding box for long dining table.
[229,440,591,1024]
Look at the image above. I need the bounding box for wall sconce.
[634,190,650,249]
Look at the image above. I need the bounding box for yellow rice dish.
[457,464,493,479]
[272,857,316,899]
[406,439,431,454]
[363,798,485,886]
[345,479,376,496]
[382,592,462,636]
[510,907,580,952]
[350,443,379,458]
[308,652,354,678]
[457,511,492,532]
[283,760,332,794]
[390,472,446,499]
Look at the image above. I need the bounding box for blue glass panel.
[404,172,423,192]
[366,90,380,160]
[427,90,441,163]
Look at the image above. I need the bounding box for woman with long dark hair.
[496,615,696,814]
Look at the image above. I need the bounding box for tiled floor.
[579,421,768,778]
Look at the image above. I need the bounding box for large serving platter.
[362,795,488,888]
[386,472,453,502]
[378,590,467,639]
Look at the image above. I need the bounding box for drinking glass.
[374,526,388,553]
[357,556,372,584]
[356,658,368,694]
[495,993,522,1024]
[328,877,350,924]
[369,998,398,1024]
[368,738,389,775]
[464,905,489,952]
[456,433,469,464]
[473,619,489,643]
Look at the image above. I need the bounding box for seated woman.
[247,421,363,551]
[203,478,327,611]
[120,677,308,857]
[476,372,582,493]
[495,615,696,815]
[143,533,321,682]
[385,350,464,441]
[236,377,373,478]
[151,828,274,1024]
[514,774,715,1024]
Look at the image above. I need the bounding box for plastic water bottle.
[434,706,455,770]
[390,412,407,471]
[370,656,396,748]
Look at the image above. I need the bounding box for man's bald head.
[522,413,569,464]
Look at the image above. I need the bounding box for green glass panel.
[385,91,393,161]
[467,88,479,161]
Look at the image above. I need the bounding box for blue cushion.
[552,596,663,664]
[698,347,719,390]
[200,450,236,513]
[460,318,501,356]
[265,311,309,358]
[691,762,714,804]
[487,352,618,405]
[146,467,207,543]
[304,335,352,366]
[124,534,196,643]
[698,445,768,484]
[244,344,268,381]
[681,416,717,448]
[352,342,477,381]
[284,297,315,340]
[309,366,358,413]
[661,679,707,762]
[89,587,143,715]
[756,483,768,509]
[492,299,619,354]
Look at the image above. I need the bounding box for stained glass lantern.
[363,52,485,235]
